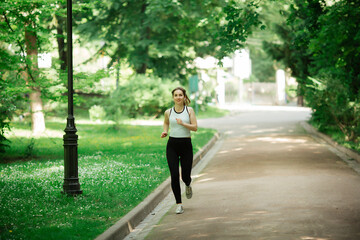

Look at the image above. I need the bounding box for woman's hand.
[176,118,183,125]
[161,132,168,138]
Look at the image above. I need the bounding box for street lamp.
[62,0,82,195]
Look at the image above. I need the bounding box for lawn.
[0,121,216,240]
[196,105,230,119]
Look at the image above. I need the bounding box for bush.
[303,1,360,144]
[104,75,180,120]
[89,105,106,122]
[306,75,360,143]
[0,75,28,153]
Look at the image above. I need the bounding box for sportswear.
[169,106,191,138]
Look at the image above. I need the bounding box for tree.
[246,0,291,83]
[261,0,326,105]
[262,0,359,143]
[1,0,60,134]
[305,0,360,142]
[0,46,27,153]
[212,0,264,62]
[77,0,226,81]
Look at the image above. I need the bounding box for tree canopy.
[1,0,359,153]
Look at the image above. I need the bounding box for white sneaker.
[176,204,184,214]
[186,185,192,199]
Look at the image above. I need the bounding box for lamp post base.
[62,116,82,196]
[62,178,82,195]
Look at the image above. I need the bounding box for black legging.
[166,137,193,204]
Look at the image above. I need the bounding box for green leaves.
[214,0,262,61]
[261,0,359,144]
[78,0,227,79]
[104,74,179,119]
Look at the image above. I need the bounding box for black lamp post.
[62,0,82,195]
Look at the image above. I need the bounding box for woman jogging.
[161,87,198,214]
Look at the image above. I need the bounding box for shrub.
[89,105,106,122]
[306,75,360,143]
[104,75,180,120]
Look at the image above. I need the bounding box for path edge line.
[94,132,220,240]
[300,121,360,163]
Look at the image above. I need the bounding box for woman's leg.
[166,139,182,204]
[180,139,193,186]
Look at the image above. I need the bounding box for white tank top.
[169,106,191,138]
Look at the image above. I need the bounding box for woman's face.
[173,89,185,105]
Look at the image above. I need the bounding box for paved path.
[130,106,360,240]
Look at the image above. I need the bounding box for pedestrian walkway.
[129,106,360,240]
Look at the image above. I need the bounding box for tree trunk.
[135,2,150,74]
[56,14,67,71]
[30,90,46,134]
[136,61,147,74]
[116,60,120,89]
[297,96,304,106]
[25,27,46,134]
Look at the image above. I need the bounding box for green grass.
[309,120,360,153]
[196,105,229,119]
[0,121,216,240]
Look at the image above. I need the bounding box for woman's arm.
[176,107,198,132]
[161,109,170,138]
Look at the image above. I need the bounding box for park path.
[139,106,360,240]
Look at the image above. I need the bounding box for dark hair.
[171,87,191,106]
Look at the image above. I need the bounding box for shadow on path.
[141,106,360,240]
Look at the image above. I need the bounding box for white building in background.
[233,49,252,79]
[195,49,252,106]
[195,49,292,106]
[276,69,286,105]
[233,49,252,103]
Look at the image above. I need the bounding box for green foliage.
[24,138,36,158]
[0,74,29,153]
[307,0,360,97]
[74,69,110,95]
[104,75,180,119]
[306,76,359,142]
[309,119,360,153]
[78,0,225,80]
[214,0,264,61]
[89,105,106,122]
[303,1,360,143]
[262,0,326,97]
[267,0,360,143]
[248,44,276,82]
[250,0,291,83]
[0,0,64,150]
[0,0,279,154]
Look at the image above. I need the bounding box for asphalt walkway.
[128,106,360,240]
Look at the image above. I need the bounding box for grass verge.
[309,120,360,153]
[0,121,216,240]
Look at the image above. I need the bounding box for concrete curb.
[94,132,220,240]
[300,121,360,163]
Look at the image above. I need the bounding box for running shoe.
[186,185,192,199]
[176,204,184,214]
